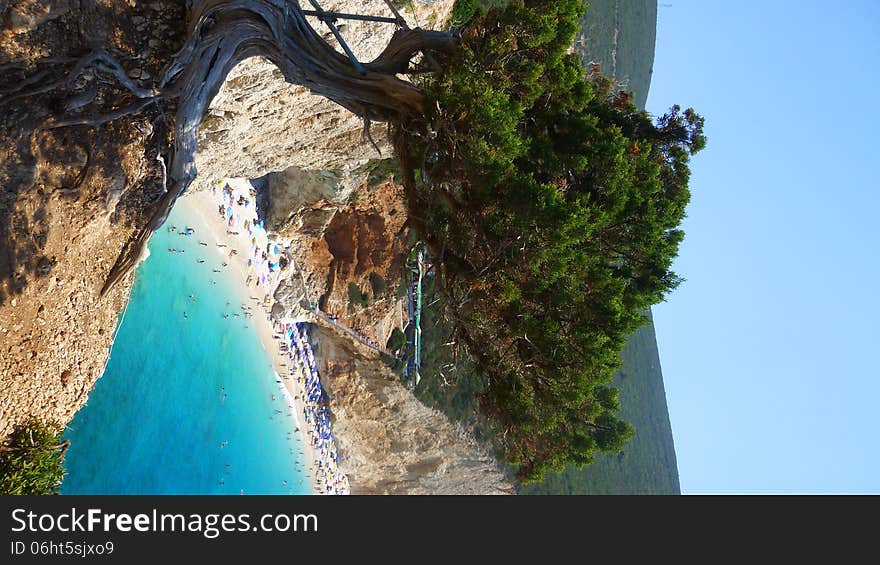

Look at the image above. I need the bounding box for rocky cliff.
[1,0,187,440]
[310,324,512,495]
[1,0,510,494]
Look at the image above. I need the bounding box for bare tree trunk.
[1,0,454,295]
[0,439,69,455]
[98,0,454,293]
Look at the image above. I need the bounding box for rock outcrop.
[310,324,511,495]
[271,175,410,344]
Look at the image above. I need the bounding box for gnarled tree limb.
[0,0,456,295]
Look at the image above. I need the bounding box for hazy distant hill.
[521,0,682,495]
[573,0,657,108]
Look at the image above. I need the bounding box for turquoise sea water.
[61,201,310,494]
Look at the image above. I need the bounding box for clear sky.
[646,1,880,493]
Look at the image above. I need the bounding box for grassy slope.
[521,0,681,494]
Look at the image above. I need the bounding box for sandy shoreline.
[175,190,321,494]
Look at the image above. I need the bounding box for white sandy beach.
[174,190,322,494]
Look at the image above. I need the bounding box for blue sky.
[646,1,880,493]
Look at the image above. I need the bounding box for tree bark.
[1,1,454,295]
[97,0,454,294]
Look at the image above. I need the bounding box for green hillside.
[573,0,657,109]
[520,310,680,494]
[522,0,682,494]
